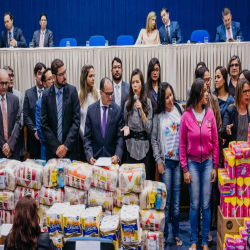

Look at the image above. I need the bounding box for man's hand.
[56,145,68,158]
[2,143,11,157]
[34,129,40,141]
[226,39,235,42]
[111,155,119,164]
[9,38,17,47]
[89,157,96,165]
[120,126,130,136]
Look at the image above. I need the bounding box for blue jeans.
[188,158,213,246]
[160,159,182,241]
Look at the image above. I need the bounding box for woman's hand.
[134,100,142,111]
[184,171,192,184]
[211,169,217,183]
[120,126,130,136]
[226,124,234,135]
[158,162,165,175]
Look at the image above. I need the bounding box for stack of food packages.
[223,218,250,249]
[219,140,250,248]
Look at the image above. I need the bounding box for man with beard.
[111,57,129,113]
[3,66,26,160]
[23,62,46,159]
[40,59,80,161]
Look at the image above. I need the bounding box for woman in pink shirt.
[179,78,219,250]
[135,11,160,45]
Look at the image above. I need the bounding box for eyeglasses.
[0,82,9,86]
[112,66,121,70]
[243,89,250,94]
[152,69,160,73]
[230,63,239,68]
[101,90,114,97]
[204,77,212,82]
[56,70,67,77]
[8,74,14,78]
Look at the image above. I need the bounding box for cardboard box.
[217,232,223,250]
[217,206,244,242]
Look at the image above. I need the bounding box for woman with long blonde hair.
[135,11,160,45]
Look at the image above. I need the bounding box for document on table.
[95,157,112,168]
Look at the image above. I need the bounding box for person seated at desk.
[0,12,27,48]
[159,7,182,44]
[215,8,243,43]
[135,11,160,45]
[32,13,54,47]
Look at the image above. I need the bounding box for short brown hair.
[51,59,64,75]
[222,8,231,18]
[227,55,242,76]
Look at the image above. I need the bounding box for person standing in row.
[121,69,154,180]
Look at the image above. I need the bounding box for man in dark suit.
[84,77,124,165]
[23,62,46,159]
[40,59,80,161]
[159,8,182,44]
[0,12,27,48]
[32,13,54,47]
[0,69,21,160]
[111,57,129,113]
[215,8,243,42]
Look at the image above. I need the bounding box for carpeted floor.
[165,213,217,250]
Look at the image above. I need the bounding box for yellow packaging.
[223,148,235,167]
[218,169,236,186]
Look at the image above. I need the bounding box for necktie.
[9,32,12,46]
[57,90,63,143]
[227,27,231,39]
[38,89,43,99]
[102,106,107,138]
[166,25,170,42]
[1,97,8,141]
[115,85,120,106]
[40,32,44,47]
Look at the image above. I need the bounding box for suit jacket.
[83,100,124,162]
[0,27,27,48]
[40,83,80,161]
[159,21,182,44]
[23,86,41,156]
[215,21,243,42]
[112,81,129,113]
[32,29,54,47]
[0,93,21,160]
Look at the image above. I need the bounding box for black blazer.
[221,105,250,147]
[1,27,27,48]
[112,81,129,112]
[4,232,56,250]
[0,93,21,160]
[40,83,80,161]
[83,100,124,162]
[23,86,41,156]
[145,84,158,112]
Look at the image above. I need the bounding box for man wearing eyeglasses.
[3,66,26,161]
[40,59,80,161]
[0,69,21,160]
[84,77,124,165]
[35,68,53,160]
[23,62,46,160]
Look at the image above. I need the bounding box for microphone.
[134,95,142,118]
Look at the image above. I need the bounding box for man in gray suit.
[0,69,21,160]
[32,13,53,47]
[3,66,26,160]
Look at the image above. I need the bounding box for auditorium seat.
[89,36,106,46]
[59,38,77,47]
[190,30,210,43]
[116,35,134,45]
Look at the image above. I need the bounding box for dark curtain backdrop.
[0,0,249,46]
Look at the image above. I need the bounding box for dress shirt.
[100,99,108,124]
[0,94,7,115]
[113,81,122,106]
[225,25,233,40]
[36,86,44,99]
[39,29,46,47]
[8,26,14,46]
[54,84,64,105]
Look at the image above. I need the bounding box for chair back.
[89,36,106,46]
[116,35,134,45]
[59,38,77,47]
[190,30,210,43]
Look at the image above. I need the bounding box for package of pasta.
[16,162,43,190]
[40,186,64,206]
[39,205,50,227]
[139,181,167,210]
[4,160,20,191]
[14,186,40,207]
[114,188,139,207]
[0,210,14,225]
[43,158,71,188]
[88,187,114,210]
[0,190,14,210]
[92,164,119,191]
[142,230,164,250]
[64,186,88,205]
[140,209,165,232]
[64,162,93,191]
[119,164,146,193]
